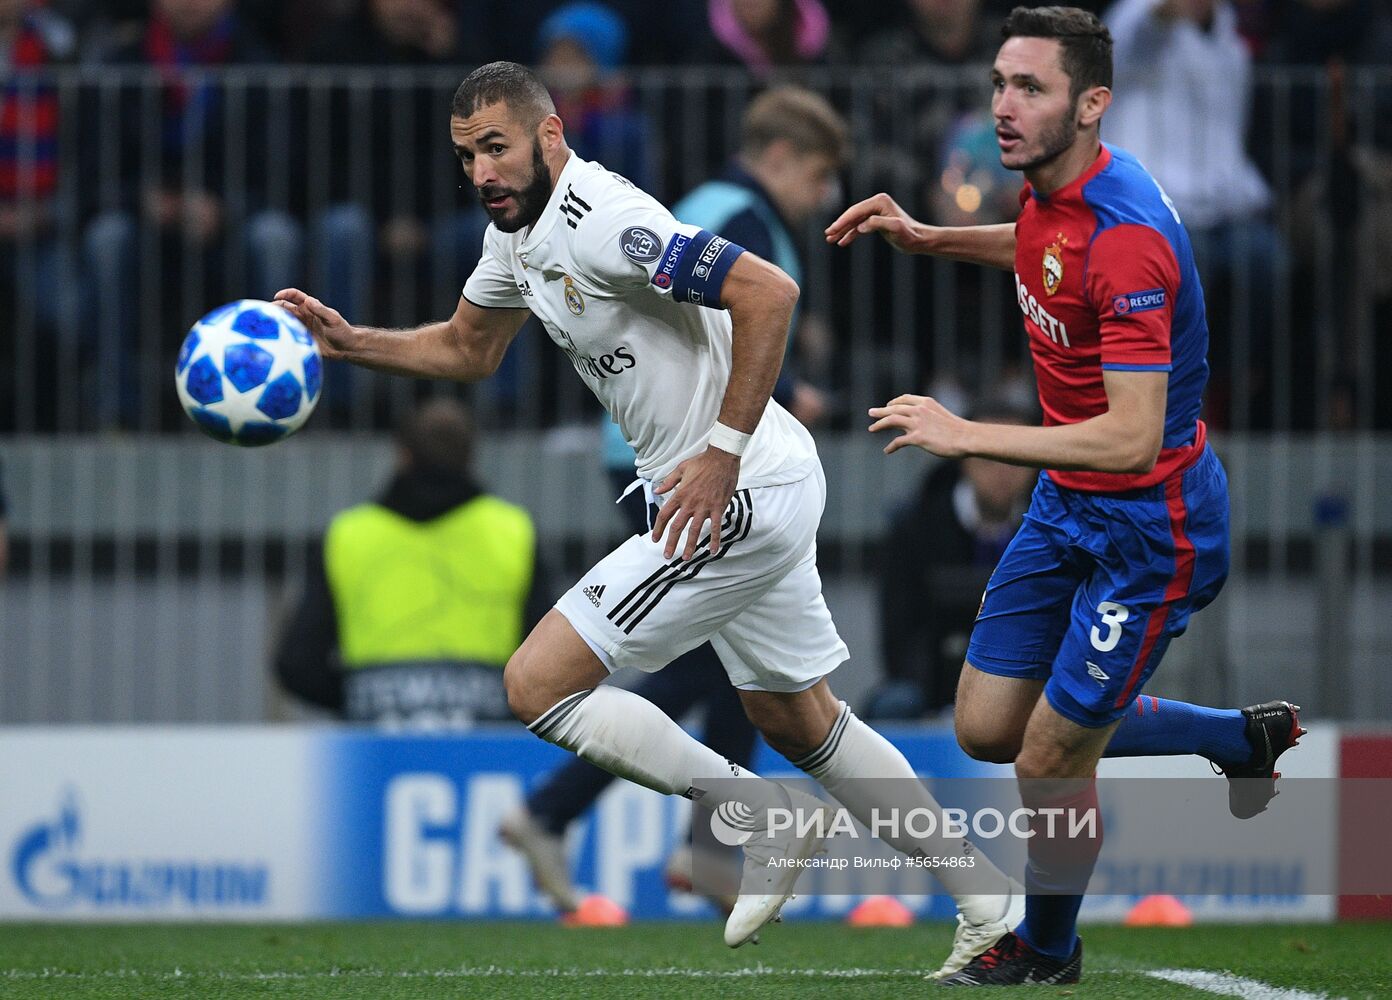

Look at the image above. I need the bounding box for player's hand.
[824,193,927,252]
[651,447,740,561]
[868,394,971,458]
[273,288,356,362]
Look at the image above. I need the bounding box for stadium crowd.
[3,0,1392,434]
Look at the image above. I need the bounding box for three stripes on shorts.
[606,489,754,635]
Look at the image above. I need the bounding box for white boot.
[927,880,1027,979]
[723,790,836,948]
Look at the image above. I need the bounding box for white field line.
[0,964,1344,997]
[1146,968,1340,1000]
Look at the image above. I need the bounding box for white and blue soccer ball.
[175,299,322,446]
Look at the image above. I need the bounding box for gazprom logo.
[1112,288,1166,316]
[10,791,269,910]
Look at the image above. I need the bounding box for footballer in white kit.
[278,61,1022,972]
[463,154,848,692]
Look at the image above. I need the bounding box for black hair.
[397,398,475,477]
[1001,6,1112,103]
[452,61,556,128]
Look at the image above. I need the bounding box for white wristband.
[708,421,751,457]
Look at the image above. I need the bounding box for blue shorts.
[965,445,1230,728]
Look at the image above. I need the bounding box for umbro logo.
[583,584,605,607]
[1086,661,1109,684]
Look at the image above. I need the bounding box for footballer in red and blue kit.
[965,143,1231,728]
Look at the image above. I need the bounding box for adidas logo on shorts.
[583,584,606,607]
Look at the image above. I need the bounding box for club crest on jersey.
[1042,234,1067,296]
[619,226,661,264]
[563,275,585,316]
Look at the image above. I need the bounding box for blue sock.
[1104,696,1249,766]
[1014,779,1100,961]
[1017,885,1084,960]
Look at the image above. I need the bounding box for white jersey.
[463,154,817,489]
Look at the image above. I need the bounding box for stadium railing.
[0,66,1388,723]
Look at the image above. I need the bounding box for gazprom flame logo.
[10,790,269,910]
[709,801,758,846]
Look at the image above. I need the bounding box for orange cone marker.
[560,894,629,927]
[846,895,915,927]
[1124,894,1193,927]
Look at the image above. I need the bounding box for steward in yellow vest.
[273,400,544,727]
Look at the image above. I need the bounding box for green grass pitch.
[2,921,1389,998]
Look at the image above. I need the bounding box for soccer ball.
[175,299,322,446]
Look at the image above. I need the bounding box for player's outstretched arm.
[869,370,1167,474]
[274,289,529,383]
[651,253,798,561]
[825,193,1016,271]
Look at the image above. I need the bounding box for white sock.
[793,702,1015,924]
[529,685,786,812]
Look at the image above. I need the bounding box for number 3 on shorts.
[1090,601,1130,652]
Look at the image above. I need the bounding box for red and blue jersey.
[2,13,65,201]
[1013,143,1209,492]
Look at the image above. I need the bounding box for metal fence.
[1,67,1389,722]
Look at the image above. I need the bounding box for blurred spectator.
[857,0,998,66]
[48,0,143,56]
[1262,0,1392,261]
[82,0,298,427]
[1107,0,1274,247]
[834,0,1008,408]
[305,0,475,341]
[866,399,1036,719]
[1,0,79,416]
[854,0,1000,225]
[274,398,548,728]
[1265,0,1392,187]
[696,0,832,77]
[1106,0,1284,429]
[313,0,458,63]
[241,0,356,59]
[1265,0,1392,428]
[536,2,652,190]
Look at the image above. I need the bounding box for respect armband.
[650,229,746,307]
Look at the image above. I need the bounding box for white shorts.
[555,465,849,692]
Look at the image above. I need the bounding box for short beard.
[1008,105,1079,174]
[483,139,553,233]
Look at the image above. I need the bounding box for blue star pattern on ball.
[174,300,322,446]
[224,343,275,393]
[185,356,224,405]
[256,372,304,420]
